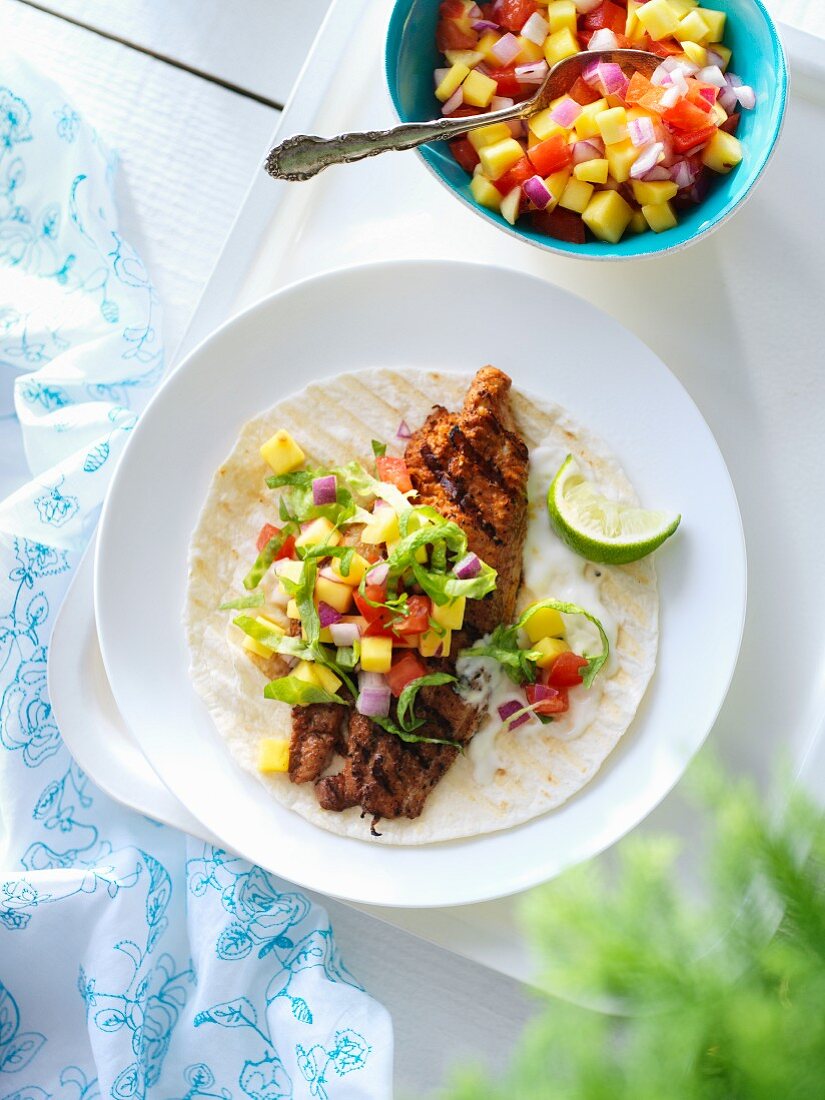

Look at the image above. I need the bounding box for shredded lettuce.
[371,440,387,458]
[242,527,294,590]
[263,675,346,706]
[519,600,609,688]
[219,591,265,610]
[381,510,497,606]
[396,672,457,731]
[278,558,320,647]
[371,714,460,748]
[338,460,415,514]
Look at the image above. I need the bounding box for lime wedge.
[547,455,680,565]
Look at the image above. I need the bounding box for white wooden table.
[1,0,822,1091]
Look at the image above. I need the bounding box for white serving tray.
[51,0,825,983]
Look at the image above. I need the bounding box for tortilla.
[185,369,658,844]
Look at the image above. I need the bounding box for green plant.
[436,762,825,1099]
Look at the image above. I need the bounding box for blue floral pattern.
[0,51,391,1100]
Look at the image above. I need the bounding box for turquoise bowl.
[385,0,788,260]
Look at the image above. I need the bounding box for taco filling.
[224,367,610,833]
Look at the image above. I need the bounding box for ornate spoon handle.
[264,108,521,182]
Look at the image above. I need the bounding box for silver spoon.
[265,49,660,183]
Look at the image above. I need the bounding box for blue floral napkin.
[0,53,392,1097]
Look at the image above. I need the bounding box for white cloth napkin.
[0,52,392,1097]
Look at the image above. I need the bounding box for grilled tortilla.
[185,368,659,845]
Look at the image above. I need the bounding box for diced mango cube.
[286,600,301,619]
[462,68,497,107]
[674,10,710,42]
[477,31,503,64]
[470,174,503,211]
[574,98,608,140]
[524,606,565,642]
[631,179,678,205]
[432,597,466,631]
[500,186,522,225]
[696,8,725,39]
[313,664,342,694]
[331,552,370,586]
[544,27,579,66]
[625,0,645,41]
[528,107,565,143]
[605,138,639,184]
[301,624,334,644]
[702,130,743,174]
[295,516,341,549]
[260,430,305,475]
[243,634,276,659]
[361,506,400,544]
[293,660,319,685]
[360,635,393,673]
[546,0,576,34]
[642,200,678,232]
[582,189,634,243]
[668,0,699,15]
[468,122,513,151]
[637,0,681,40]
[680,40,708,67]
[419,627,452,658]
[277,559,305,594]
[574,158,609,185]
[444,49,483,68]
[596,106,629,146]
[533,636,571,668]
[477,138,525,180]
[516,36,545,63]
[544,167,572,209]
[258,738,290,773]
[708,102,728,126]
[435,62,470,103]
[629,209,648,234]
[314,576,353,613]
[558,177,594,214]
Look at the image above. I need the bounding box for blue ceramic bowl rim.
[385,0,789,261]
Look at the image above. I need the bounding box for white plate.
[94,259,745,908]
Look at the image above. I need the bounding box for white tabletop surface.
[1,0,822,1092]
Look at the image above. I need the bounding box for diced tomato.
[450,137,480,173]
[545,651,588,688]
[581,1,626,36]
[527,134,572,176]
[649,37,684,58]
[525,683,569,715]
[687,81,719,111]
[392,594,432,637]
[663,98,716,132]
[386,652,428,697]
[256,523,295,561]
[720,112,740,135]
[488,66,523,98]
[376,455,413,493]
[439,0,467,16]
[494,0,538,34]
[493,155,535,195]
[436,18,478,51]
[624,72,653,106]
[670,124,716,154]
[354,584,387,622]
[530,206,586,244]
[568,76,602,106]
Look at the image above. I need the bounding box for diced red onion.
[651,63,671,87]
[312,474,337,506]
[588,28,618,51]
[660,85,681,109]
[676,59,699,77]
[442,87,464,116]
[670,68,689,97]
[515,60,548,85]
[523,175,552,209]
[434,67,449,88]
[330,621,360,647]
[357,686,390,718]
[491,32,521,67]
[642,165,671,181]
[550,97,582,128]
[318,601,342,628]
[574,0,603,11]
[698,65,726,88]
[318,564,339,581]
[671,159,695,190]
[734,85,756,110]
[630,141,664,179]
[453,551,482,580]
[718,87,738,113]
[396,419,412,439]
[468,3,482,17]
[726,72,743,88]
[505,119,525,138]
[572,139,603,164]
[472,18,500,32]
[491,95,515,112]
[705,48,725,70]
[365,561,389,586]
[661,56,682,73]
[582,59,602,87]
[270,586,290,610]
[521,12,549,45]
[596,62,628,98]
[529,683,558,703]
[628,116,655,147]
[498,699,530,730]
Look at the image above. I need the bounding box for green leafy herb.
[219,591,265,611]
[278,558,320,647]
[263,675,346,706]
[383,514,497,606]
[371,714,460,748]
[397,672,457,731]
[233,615,308,659]
[242,527,293,590]
[335,645,359,670]
[371,439,387,458]
[338,460,414,514]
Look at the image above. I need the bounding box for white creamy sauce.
[458,443,618,787]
